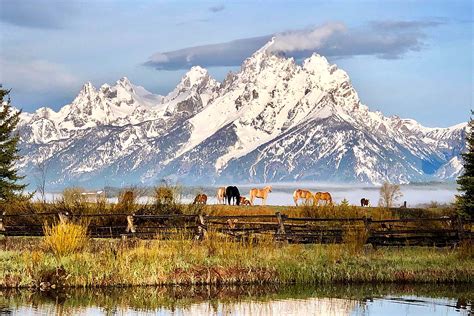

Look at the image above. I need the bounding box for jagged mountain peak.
[16,43,467,187]
[77,81,97,97]
[177,66,219,91]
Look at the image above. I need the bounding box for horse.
[249,185,272,205]
[360,198,369,207]
[216,187,226,204]
[239,196,251,206]
[193,194,207,205]
[293,189,315,206]
[225,186,241,205]
[314,192,332,206]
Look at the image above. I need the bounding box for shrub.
[457,239,474,260]
[43,222,88,259]
[154,186,180,205]
[150,185,184,215]
[342,226,368,255]
[62,187,86,207]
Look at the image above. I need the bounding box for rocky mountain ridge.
[17,39,467,188]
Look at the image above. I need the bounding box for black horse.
[226,186,241,205]
[360,198,369,207]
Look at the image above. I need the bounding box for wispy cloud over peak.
[144,20,443,70]
[270,22,346,53]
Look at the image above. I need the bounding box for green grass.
[0,235,472,288]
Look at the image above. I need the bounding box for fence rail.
[0,211,472,246]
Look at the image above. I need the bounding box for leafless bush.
[378,182,403,208]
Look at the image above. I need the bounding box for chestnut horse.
[239,196,251,206]
[293,189,314,206]
[360,198,369,207]
[216,187,226,204]
[193,194,207,205]
[314,192,332,206]
[249,185,272,205]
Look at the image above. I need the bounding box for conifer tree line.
[0,87,26,200]
[456,111,474,218]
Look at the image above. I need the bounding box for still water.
[1,284,471,315]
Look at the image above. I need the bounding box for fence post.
[456,216,465,241]
[275,212,288,243]
[0,211,5,232]
[196,214,207,241]
[58,212,69,224]
[126,214,136,234]
[363,216,372,242]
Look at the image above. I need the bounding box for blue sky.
[0,0,472,127]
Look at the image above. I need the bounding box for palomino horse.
[193,194,207,205]
[314,192,332,206]
[360,198,369,207]
[293,189,314,206]
[249,186,272,205]
[216,187,226,204]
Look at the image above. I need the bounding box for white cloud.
[270,22,346,53]
[144,20,443,70]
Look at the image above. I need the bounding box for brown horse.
[239,196,251,206]
[216,187,226,204]
[293,189,314,206]
[249,186,272,205]
[193,194,207,205]
[360,198,369,207]
[314,192,332,206]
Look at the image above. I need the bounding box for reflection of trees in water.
[0,283,471,315]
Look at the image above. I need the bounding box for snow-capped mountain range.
[17,39,467,189]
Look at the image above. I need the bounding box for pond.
[1,283,471,315]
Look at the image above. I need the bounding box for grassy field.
[0,193,471,289]
[0,231,472,288]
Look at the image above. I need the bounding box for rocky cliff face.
[17,39,467,188]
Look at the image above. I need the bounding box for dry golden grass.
[43,222,88,259]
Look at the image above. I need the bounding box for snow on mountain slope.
[435,156,464,179]
[17,39,467,188]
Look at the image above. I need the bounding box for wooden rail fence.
[0,212,472,246]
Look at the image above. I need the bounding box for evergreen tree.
[456,111,474,217]
[0,87,27,200]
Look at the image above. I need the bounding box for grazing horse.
[193,194,207,205]
[314,192,332,206]
[293,189,315,206]
[360,198,369,207]
[239,196,251,206]
[226,186,241,205]
[249,186,272,205]
[216,187,226,204]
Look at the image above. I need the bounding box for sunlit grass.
[0,235,472,288]
[43,222,88,259]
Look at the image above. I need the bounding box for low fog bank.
[36,182,458,207]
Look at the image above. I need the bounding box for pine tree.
[0,87,27,200]
[456,111,474,217]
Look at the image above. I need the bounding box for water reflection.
[0,283,471,315]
